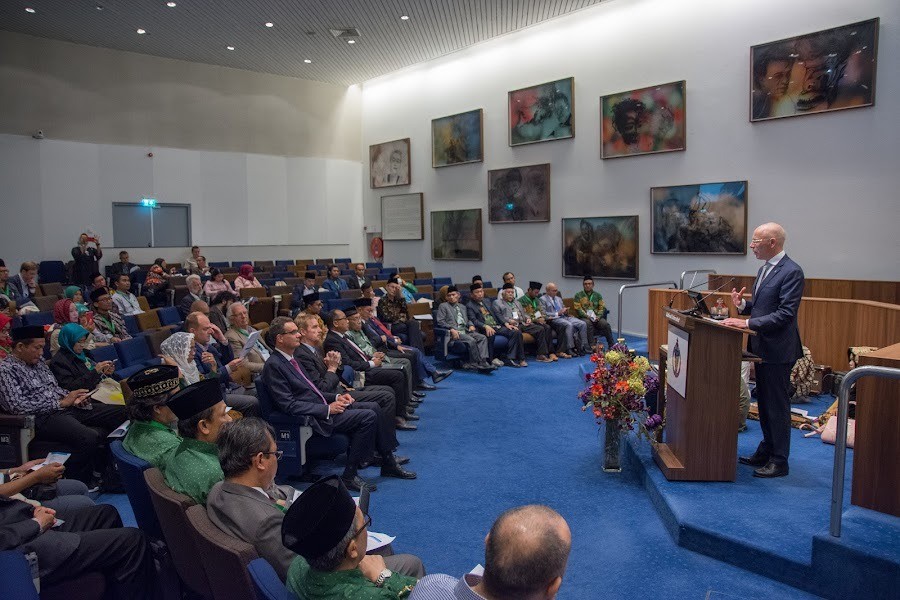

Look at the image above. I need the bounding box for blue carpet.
[98,341,825,599]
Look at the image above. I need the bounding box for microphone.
[666,278,713,308]
[697,277,736,305]
[684,277,736,317]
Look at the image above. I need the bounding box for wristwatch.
[374,568,393,587]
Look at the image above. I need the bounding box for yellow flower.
[605,350,625,365]
[628,377,646,396]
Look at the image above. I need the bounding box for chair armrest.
[0,413,37,466]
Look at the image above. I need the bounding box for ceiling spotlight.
[265,22,274,28]
[226,46,235,50]
[95,4,104,10]
[25,7,36,13]
[137,28,146,34]
[304,59,312,64]
[167,2,176,7]
[400,15,409,20]
[347,39,356,44]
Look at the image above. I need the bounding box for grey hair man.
[178,274,205,319]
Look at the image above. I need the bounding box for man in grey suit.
[206,417,424,582]
[435,286,496,373]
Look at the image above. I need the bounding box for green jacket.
[122,419,181,471]
[572,290,607,319]
[286,557,416,600]
[163,437,223,505]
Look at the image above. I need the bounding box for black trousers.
[385,348,424,385]
[47,504,154,600]
[333,400,397,476]
[754,362,793,465]
[390,320,424,351]
[349,385,399,425]
[520,323,551,356]
[582,317,615,349]
[494,327,525,361]
[34,402,127,483]
[364,368,409,417]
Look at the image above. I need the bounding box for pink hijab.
[238,264,254,280]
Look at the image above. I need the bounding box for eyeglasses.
[749,238,772,245]
[356,513,372,536]
[258,450,284,461]
[334,317,348,321]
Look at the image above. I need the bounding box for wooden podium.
[652,308,752,481]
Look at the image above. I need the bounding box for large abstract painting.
[432,109,483,167]
[508,77,575,146]
[562,216,639,280]
[432,209,482,261]
[651,181,748,255]
[601,81,686,159]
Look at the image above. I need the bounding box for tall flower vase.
[601,420,623,472]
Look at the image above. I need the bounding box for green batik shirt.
[572,291,606,319]
[163,437,223,505]
[346,330,377,357]
[122,419,181,471]
[287,557,416,600]
[518,294,541,319]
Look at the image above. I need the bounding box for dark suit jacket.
[0,496,80,577]
[48,349,103,391]
[740,255,804,364]
[362,319,399,351]
[261,351,335,436]
[324,331,373,373]
[178,293,204,320]
[466,298,497,333]
[347,275,372,290]
[293,343,343,394]
[194,341,235,387]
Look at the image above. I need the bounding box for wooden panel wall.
[709,275,899,304]
[647,289,900,370]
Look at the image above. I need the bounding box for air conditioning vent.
[329,27,361,39]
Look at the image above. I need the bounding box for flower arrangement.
[579,341,662,441]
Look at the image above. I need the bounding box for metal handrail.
[679,269,717,289]
[830,365,900,537]
[617,281,678,339]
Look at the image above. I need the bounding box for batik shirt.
[93,311,131,342]
[517,294,543,320]
[378,295,409,324]
[0,356,67,415]
[287,557,417,600]
[573,290,606,319]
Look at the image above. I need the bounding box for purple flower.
[645,414,663,430]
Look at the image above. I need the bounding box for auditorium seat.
[415,272,433,280]
[413,279,433,286]
[231,261,252,268]
[123,314,141,337]
[0,549,108,600]
[248,558,296,600]
[239,287,268,299]
[144,328,174,358]
[248,297,276,325]
[21,311,53,327]
[37,260,66,284]
[254,260,274,269]
[114,337,162,379]
[32,295,58,312]
[433,277,452,286]
[40,281,64,297]
[334,257,351,264]
[340,289,363,299]
[365,262,383,269]
[137,294,151,312]
[110,440,163,542]
[324,298,354,313]
[272,271,292,280]
[157,306,182,327]
[136,310,164,332]
[275,260,295,267]
[185,505,260,600]
[209,261,229,268]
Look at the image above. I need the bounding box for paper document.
[108,420,131,438]
[239,330,262,358]
[413,314,433,321]
[366,531,395,551]
[32,452,72,470]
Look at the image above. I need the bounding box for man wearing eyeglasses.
[207,418,423,583]
[723,222,804,479]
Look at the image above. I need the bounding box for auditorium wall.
[360,0,900,336]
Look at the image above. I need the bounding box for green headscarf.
[58,323,93,369]
[64,286,81,299]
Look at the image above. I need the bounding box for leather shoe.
[361,454,409,468]
[342,475,376,492]
[412,390,426,399]
[753,462,789,478]
[416,382,437,391]
[404,412,420,421]
[432,369,453,384]
[738,453,769,467]
[395,419,417,431]
[381,464,417,479]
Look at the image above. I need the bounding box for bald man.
[724,222,804,479]
[411,505,571,600]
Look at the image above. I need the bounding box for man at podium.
[723,222,804,479]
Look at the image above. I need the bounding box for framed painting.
[432,109,483,167]
[601,81,686,159]
[431,209,482,261]
[370,138,411,188]
[488,163,550,224]
[562,216,639,280]
[650,181,748,255]
[508,77,575,146]
[750,18,879,122]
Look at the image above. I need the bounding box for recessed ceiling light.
[400,15,409,20]
[137,28,146,34]
[167,2,176,7]
[304,59,312,64]
[226,46,235,50]
[347,39,356,44]
[265,22,274,28]
[25,7,36,13]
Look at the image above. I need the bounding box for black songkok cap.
[11,325,45,342]
[361,282,372,291]
[446,285,459,294]
[501,283,515,290]
[127,365,181,399]
[528,281,542,291]
[387,276,400,285]
[281,475,357,560]
[343,306,358,317]
[471,275,482,283]
[90,287,109,303]
[469,282,483,292]
[167,379,223,420]
[353,298,373,308]
[304,271,316,279]
[305,291,320,303]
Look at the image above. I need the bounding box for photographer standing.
[72,232,103,286]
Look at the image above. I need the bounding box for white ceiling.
[1,0,606,86]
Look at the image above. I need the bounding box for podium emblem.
[672,340,682,377]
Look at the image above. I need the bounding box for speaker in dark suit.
[724,223,804,478]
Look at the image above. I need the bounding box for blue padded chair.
[21,311,53,327]
[413,293,432,301]
[334,258,351,264]
[248,558,297,600]
[157,306,181,327]
[232,261,252,268]
[433,326,469,365]
[323,298,354,313]
[259,278,276,289]
[123,314,141,337]
[0,550,107,600]
[482,280,493,288]
[413,278,433,286]
[365,262,382,269]
[319,290,339,301]
[275,260,295,267]
[114,337,161,379]
[38,260,66,284]
[433,277,452,287]
[85,344,121,376]
[308,264,327,272]
[110,440,163,541]
[0,551,39,600]
[272,271,292,280]
[209,261,229,268]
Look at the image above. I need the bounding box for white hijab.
[160,332,201,384]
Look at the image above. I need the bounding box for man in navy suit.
[724,222,804,478]
[261,317,415,492]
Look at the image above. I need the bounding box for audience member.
[160,332,202,385]
[178,274,205,319]
[500,272,525,300]
[9,261,39,308]
[48,299,87,354]
[0,457,93,513]
[184,246,202,274]
[91,288,131,344]
[194,255,211,276]
[468,283,526,368]
[121,365,182,469]
[89,272,110,296]
[396,276,417,303]
[573,275,615,350]
[163,379,232,505]
[281,476,419,599]
[0,262,12,304]
[71,233,103,286]
[0,313,11,361]
[323,265,349,293]
[234,264,262,290]
[291,271,319,313]
[0,326,124,483]
[143,258,171,307]
[540,282,589,356]
[348,264,372,290]
[207,292,237,332]
[108,250,138,279]
[493,284,552,363]
[410,505,572,600]
[203,268,234,298]
[302,292,328,345]
[112,273,144,316]
[225,301,271,380]
[64,284,86,310]
[436,286,496,373]
[360,282,380,309]
[48,323,116,391]
[378,277,424,351]
[520,282,567,359]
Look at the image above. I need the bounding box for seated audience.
[468,282,526,368]
[281,476,419,599]
[194,255,211,277]
[163,379,232,505]
[396,276,417,303]
[9,261,39,308]
[207,292,238,332]
[178,274,205,319]
[540,282,590,356]
[112,273,144,316]
[208,418,425,582]
[64,284,87,310]
[262,317,414,492]
[203,268,234,298]
[573,275,615,350]
[302,291,328,345]
[108,250,138,279]
[378,277,424,351]
[48,323,116,391]
[361,282,380,309]
[143,258,171,307]
[121,365,183,469]
[410,505,572,600]
[0,457,93,513]
[0,313,12,361]
[89,272,110,296]
[291,271,319,313]
[48,299,94,354]
[90,288,131,344]
[493,284,553,363]
[234,264,262,290]
[347,263,372,290]
[0,326,124,484]
[500,272,525,300]
[160,332,201,385]
[71,233,103,286]
[225,301,271,381]
[323,265,349,293]
[0,496,154,598]
[436,286,496,373]
[0,262,12,304]
[520,282,566,359]
[184,246,202,274]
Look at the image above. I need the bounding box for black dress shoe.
[432,369,453,384]
[738,453,769,467]
[395,419,418,431]
[411,391,426,399]
[404,412,420,421]
[416,382,437,391]
[753,462,789,478]
[342,475,377,492]
[394,455,410,465]
[381,464,417,479]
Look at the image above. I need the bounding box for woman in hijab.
[48,298,83,354]
[233,264,261,290]
[64,285,87,311]
[0,313,12,361]
[203,268,233,297]
[160,331,201,385]
[49,323,116,391]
